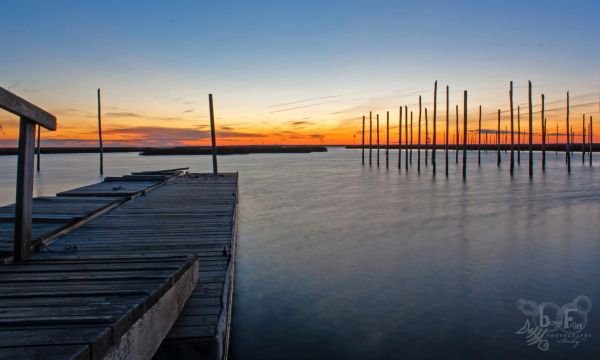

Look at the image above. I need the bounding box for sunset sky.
[1,0,599,146]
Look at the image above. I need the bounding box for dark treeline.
[347,143,599,152]
[0,145,328,156]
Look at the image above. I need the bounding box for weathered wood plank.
[0,87,57,130]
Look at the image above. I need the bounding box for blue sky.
[1,0,599,145]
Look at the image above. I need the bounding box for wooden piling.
[510,81,514,175]
[376,114,379,167]
[517,106,521,165]
[433,81,437,175]
[528,81,533,178]
[418,96,422,173]
[405,106,409,170]
[377,114,380,167]
[36,125,41,173]
[542,95,546,172]
[445,85,449,177]
[97,88,104,175]
[497,109,501,167]
[455,105,459,164]
[556,123,559,154]
[386,111,389,168]
[398,107,402,169]
[425,107,428,166]
[478,105,481,166]
[369,112,372,166]
[208,94,218,174]
[463,91,467,180]
[410,111,413,165]
[590,115,593,166]
[582,114,586,164]
[362,116,365,165]
[566,92,571,173]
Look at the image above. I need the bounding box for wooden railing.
[0,87,57,263]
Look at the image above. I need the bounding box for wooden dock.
[0,171,239,359]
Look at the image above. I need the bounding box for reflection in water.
[0,149,598,359]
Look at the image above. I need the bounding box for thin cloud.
[269,100,337,113]
[105,112,142,118]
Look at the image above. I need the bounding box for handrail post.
[14,118,36,263]
[209,94,218,174]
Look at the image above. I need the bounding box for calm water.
[0,149,598,359]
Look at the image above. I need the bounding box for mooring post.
[0,87,57,263]
[433,81,437,175]
[362,116,365,165]
[97,88,104,175]
[445,85,449,177]
[386,111,389,168]
[405,106,409,170]
[208,93,218,174]
[417,96,422,173]
[36,125,41,172]
[590,116,593,166]
[463,91,467,180]
[582,114,586,164]
[398,107,402,169]
[528,81,533,178]
[497,109,501,167]
[369,112,372,166]
[542,94,546,172]
[517,106,521,165]
[410,111,413,165]
[377,114,380,167]
[425,107,428,166]
[566,92,571,173]
[510,81,514,176]
[478,105,482,166]
[455,105,459,164]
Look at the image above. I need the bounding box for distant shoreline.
[0,145,328,156]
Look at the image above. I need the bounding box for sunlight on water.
[0,148,598,359]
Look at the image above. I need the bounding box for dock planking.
[0,255,199,360]
[0,197,124,260]
[37,172,239,359]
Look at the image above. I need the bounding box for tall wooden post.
[208,94,218,174]
[398,107,402,169]
[386,111,389,168]
[362,116,365,165]
[377,114,380,167]
[497,109,501,167]
[0,87,57,264]
[97,88,104,175]
[405,106,409,170]
[542,95,546,172]
[432,81,437,175]
[410,111,413,165]
[582,114,586,164]
[463,91,467,180]
[455,105,459,164]
[425,107,428,166]
[417,96,422,173]
[369,112,372,166]
[15,119,35,263]
[36,125,41,172]
[517,106,521,165]
[510,81,515,175]
[528,81,533,178]
[445,86,449,177]
[478,105,481,166]
[566,92,571,173]
[590,116,593,166]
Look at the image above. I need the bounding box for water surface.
[0,149,598,359]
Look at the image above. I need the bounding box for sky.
[0,0,599,146]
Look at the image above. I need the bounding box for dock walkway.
[0,171,239,359]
